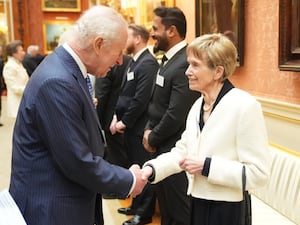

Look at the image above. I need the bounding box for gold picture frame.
[43,21,74,54]
[42,0,81,12]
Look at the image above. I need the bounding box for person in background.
[22,45,42,77]
[111,24,159,225]
[0,46,4,126]
[95,54,131,170]
[142,33,271,225]
[3,40,29,118]
[9,6,147,225]
[142,7,200,225]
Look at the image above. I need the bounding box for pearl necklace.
[203,101,215,112]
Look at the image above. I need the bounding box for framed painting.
[195,0,245,66]
[43,21,74,54]
[279,0,300,71]
[42,0,81,12]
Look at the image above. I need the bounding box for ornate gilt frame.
[279,0,300,71]
[42,0,81,12]
[43,21,74,54]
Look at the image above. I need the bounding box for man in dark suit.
[9,6,147,225]
[95,54,131,170]
[95,55,131,202]
[143,7,201,225]
[22,45,40,77]
[110,24,159,225]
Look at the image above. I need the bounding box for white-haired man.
[9,6,147,225]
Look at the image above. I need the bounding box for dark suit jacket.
[95,54,131,131]
[146,46,200,154]
[22,53,38,76]
[9,46,134,225]
[116,49,159,135]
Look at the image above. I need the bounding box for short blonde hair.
[187,33,237,80]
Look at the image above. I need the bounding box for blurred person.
[142,7,200,225]
[95,55,131,202]
[3,40,29,118]
[142,33,271,225]
[22,45,42,77]
[8,6,147,225]
[111,24,159,225]
[95,54,131,170]
[0,46,4,126]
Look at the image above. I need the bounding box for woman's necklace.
[203,100,215,112]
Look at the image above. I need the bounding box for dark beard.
[126,44,134,55]
[153,36,169,53]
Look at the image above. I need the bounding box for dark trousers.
[191,197,243,225]
[156,171,191,225]
[132,182,156,219]
[0,91,2,117]
[104,131,129,168]
[124,130,156,219]
[94,193,104,225]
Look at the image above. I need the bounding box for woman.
[142,33,271,225]
[3,40,29,118]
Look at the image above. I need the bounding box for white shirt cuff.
[127,170,136,196]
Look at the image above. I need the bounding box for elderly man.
[9,6,147,225]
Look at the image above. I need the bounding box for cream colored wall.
[230,0,300,105]
[175,0,195,43]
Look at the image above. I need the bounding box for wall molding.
[256,97,300,153]
[269,142,300,158]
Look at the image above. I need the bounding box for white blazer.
[145,88,271,202]
[3,56,29,118]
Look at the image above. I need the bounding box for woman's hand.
[179,158,204,175]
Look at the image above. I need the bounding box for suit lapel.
[159,46,187,74]
[54,46,103,137]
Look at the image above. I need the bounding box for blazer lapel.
[54,46,103,137]
[159,45,187,74]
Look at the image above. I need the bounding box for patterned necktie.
[86,75,95,108]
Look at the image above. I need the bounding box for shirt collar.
[165,40,187,61]
[132,47,148,62]
[62,43,88,78]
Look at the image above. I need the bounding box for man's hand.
[93,98,98,106]
[143,129,157,153]
[115,120,126,133]
[109,115,117,135]
[129,164,148,197]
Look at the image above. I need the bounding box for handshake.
[129,164,153,198]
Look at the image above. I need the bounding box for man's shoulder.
[136,51,159,67]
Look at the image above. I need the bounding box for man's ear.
[93,36,104,55]
[166,25,177,38]
[135,34,141,45]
